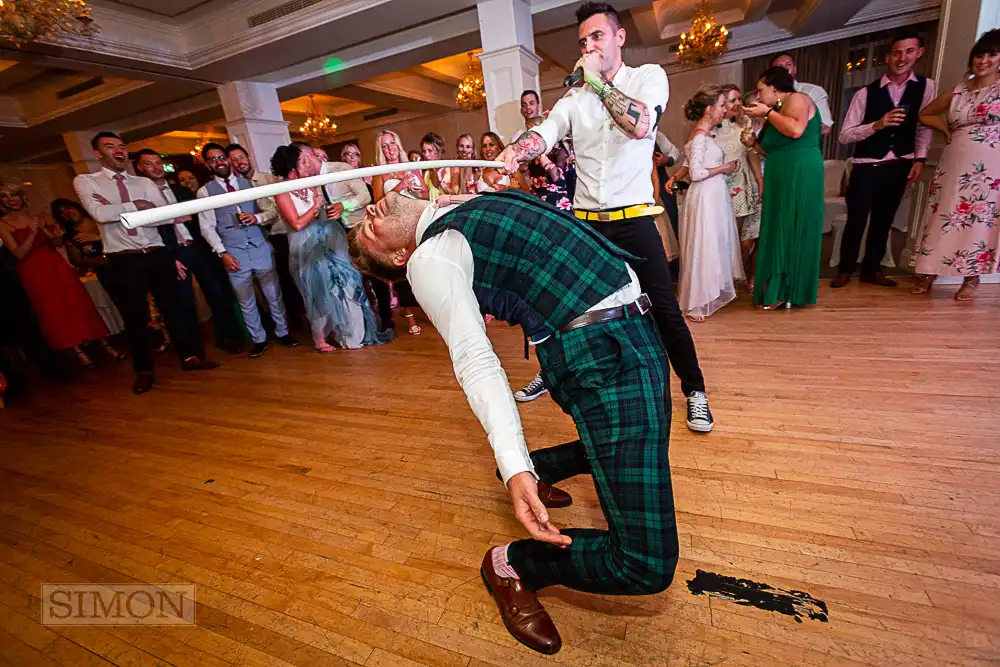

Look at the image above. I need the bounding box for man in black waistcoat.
[833,31,936,288]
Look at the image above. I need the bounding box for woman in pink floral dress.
[912,30,1000,300]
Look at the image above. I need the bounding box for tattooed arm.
[498,97,572,173]
[587,73,653,139]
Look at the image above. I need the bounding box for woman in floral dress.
[912,30,1000,301]
[712,85,764,285]
[524,115,574,211]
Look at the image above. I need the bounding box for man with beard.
[134,148,244,354]
[196,143,297,358]
[226,143,305,328]
[73,132,218,394]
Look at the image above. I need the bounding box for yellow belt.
[574,204,664,222]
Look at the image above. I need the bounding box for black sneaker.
[686,391,714,433]
[514,373,549,402]
[248,342,269,358]
[276,334,300,348]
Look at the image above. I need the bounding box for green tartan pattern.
[507,315,679,595]
[422,190,637,332]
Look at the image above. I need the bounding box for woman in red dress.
[0,184,120,368]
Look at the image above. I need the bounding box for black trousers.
[107,248,204,373]
[175,244,240,345]
[268,233,304,328]
[368,278,394,330]
[585,215,706,398]
[840,160,912,275]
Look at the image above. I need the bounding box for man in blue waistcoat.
[196,143,298,357]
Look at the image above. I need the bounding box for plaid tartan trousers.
[424,192,679,595]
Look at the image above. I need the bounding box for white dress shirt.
[250,170,282,234]
[533,63,669,210]
[407,201,641,484]
[795,81,834,128]
[320,162,371,229]
[154,182,194,244]
[655,131,684,165]
[196,174,260,255]
[73,168,168,254]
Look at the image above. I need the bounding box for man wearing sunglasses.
[196,143,297,358]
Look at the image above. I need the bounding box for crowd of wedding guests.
[663,28,999,321]
[0,28,996,402]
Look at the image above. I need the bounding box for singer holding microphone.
[498,1,715,434]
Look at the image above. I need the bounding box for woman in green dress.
[743,66,825,309]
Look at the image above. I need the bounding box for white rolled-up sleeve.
[407,232,535,485]
[196,185,225,254]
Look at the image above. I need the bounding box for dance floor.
[1,283,999,667]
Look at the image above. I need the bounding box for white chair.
[823,159,847,235]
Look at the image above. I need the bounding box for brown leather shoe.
[132,372,154,395]
[180,356,221,371]
[537,481,573,509]
[830,273,852,288]
[860,271,898,287]
[480,548,561,654]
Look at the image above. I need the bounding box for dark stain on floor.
[687,570,829,623]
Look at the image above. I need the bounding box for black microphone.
[563,67,584,87]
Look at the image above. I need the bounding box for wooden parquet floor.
[1,282,999,667]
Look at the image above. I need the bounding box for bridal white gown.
[678,132,745,318]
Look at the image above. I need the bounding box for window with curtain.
[742,21,939,160]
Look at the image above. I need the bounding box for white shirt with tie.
[153,182,194,244]
[196,174,261,255]
[532,63,669,211]
[73,167,168,254]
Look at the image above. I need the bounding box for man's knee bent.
[609,546,678,595]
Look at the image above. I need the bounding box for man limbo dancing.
[348,189,678,654]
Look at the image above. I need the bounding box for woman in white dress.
[678,86,745,322]
[477,132,528,192]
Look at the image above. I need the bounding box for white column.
[62,131,103,175]
[476,0,541,143]
[217,81,291,174]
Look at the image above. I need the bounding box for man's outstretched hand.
[507,472,572,548]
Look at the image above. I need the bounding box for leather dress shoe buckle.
[509,603,519,615]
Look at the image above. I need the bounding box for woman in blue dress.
[271,145,391,353]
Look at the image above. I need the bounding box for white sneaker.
[686,391,714,433]
[514,373,549,402]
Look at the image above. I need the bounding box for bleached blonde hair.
[375,129,408,166]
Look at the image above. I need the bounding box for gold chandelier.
[0,0,98,46]
[298,95,336,141]
[677,2,729,65]
[190,136,208,162]
[456,53,486,111]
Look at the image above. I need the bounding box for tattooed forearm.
[595,81,651,139]
[511,131,548,162]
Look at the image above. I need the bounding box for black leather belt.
[560,293,651,333]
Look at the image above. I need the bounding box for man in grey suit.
[196,143,299,358]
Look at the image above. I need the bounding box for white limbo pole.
[120,160,505,229]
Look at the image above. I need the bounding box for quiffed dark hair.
[684,85,722,121]
[576,1,620,30]
[889,29,924,51]
[200,142,226,162]
[770,52,795,67]
[90,131,122,150]
[270,144,303,179]
[225,143,249,156]
[133,148,160,160]
[520,89,540,104]
[759,66,797,93]
[969,29,1000,70]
